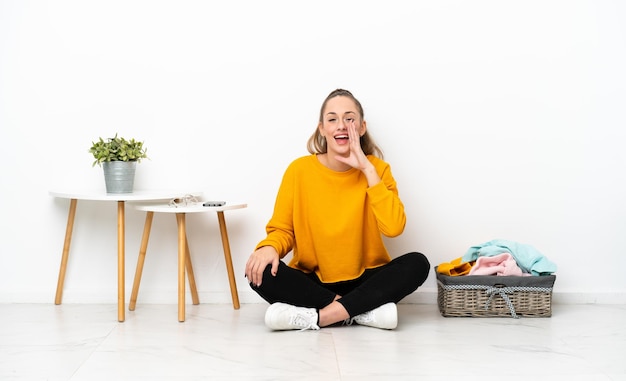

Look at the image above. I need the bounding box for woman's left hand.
[336,121,381,187]
[335,121,370,171]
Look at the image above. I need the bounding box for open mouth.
[334,134,349,142]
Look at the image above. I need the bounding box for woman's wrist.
[361,165,381,187]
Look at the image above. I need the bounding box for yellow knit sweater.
[256,154,406,283]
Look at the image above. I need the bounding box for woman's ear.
[318,121,324,137]
[359,120,367,136]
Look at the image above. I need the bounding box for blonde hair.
[306,89,384,159]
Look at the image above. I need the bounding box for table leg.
[117,201,126,322]
[176,213,186,322]
[55,198,77,305]
[129,211,154,311]
[217,211,240,310]
[184,236,200,305]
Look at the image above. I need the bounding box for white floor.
[0,303,624,381]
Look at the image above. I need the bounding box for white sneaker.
[265,302,320,331]
[351,303,398,329]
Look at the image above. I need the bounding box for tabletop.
[134,202,247,214]
[49,190,202,202]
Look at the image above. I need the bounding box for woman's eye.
[344,118,354,123]
[327,118,336,122]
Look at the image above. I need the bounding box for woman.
[245,89,430,330]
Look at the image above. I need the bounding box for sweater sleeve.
[366,159,406,237]
[255,162,296,258]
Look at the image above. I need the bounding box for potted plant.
[89,133,148,193]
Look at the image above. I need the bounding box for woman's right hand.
[245,246,280,287]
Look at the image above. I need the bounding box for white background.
[1,0,624,304]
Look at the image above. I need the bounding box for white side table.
[49,190,200,322]
[130,202,247,322]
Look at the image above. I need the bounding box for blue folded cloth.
[461,239,557,276]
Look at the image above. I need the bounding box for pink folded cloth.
[468,253,523,276]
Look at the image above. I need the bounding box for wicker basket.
[435,267,556,318]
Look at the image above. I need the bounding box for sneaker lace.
[344,310,373,326]
[355,310,375,324]
[290,311,320,331]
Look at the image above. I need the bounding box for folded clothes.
[468,252,525,276]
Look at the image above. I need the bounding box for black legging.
[250,252,430,317]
